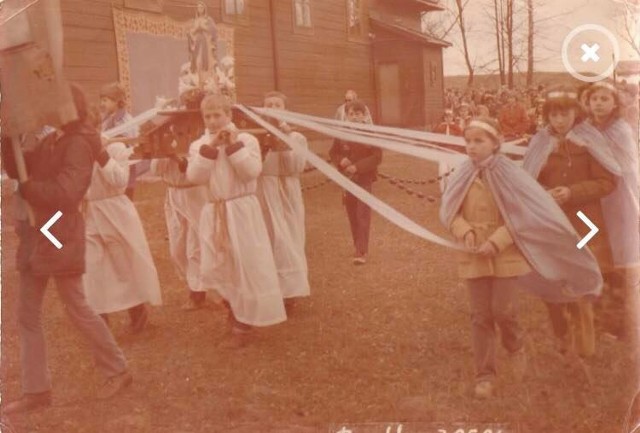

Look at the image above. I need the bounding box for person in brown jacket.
[1,84,132,414]
[498,93,530,139]
[329,100,382,265]
[446,118,529,399]
[523,87,615,360]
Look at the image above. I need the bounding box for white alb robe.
[257,132,310,298]
[186,128,286,326]
[83,142,162,314]
[150,152,209,292]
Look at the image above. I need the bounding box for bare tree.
[420,7,459,41]
[490,0,537,89]
[614,0,640,57]
[493,0,505,85]
[448,0,580,88]
[454,0,474,86]
[526,0,534,86]
[505,0,514,88]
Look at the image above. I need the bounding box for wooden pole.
[11,134,35,226]
[268,0,280,91]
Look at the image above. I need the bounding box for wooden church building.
[59,0,450,127]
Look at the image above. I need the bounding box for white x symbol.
[581,43,600,62]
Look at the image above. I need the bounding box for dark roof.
[370,17,451,48]
[389,0,446,12]
[410,0,447,11]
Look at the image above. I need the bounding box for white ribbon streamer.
[267,109,524,168]
[236,104,462,250]
[102,107,161,140]
[254,107,528,157]
[329,123,463,155]
[250,107,466,166]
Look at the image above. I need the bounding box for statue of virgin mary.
[187,1,218,81]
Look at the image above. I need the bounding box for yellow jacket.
[449,175,532,279]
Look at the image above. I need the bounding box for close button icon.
[561,24,620,83]
[580,43,600,63]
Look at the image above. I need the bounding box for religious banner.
[112,3,235,115]
[0,0,77,136]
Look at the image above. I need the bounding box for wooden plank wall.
[61,0,120,103]
[373,36,426,127]
[423,45,444,127]
[369,0,422,33]
[59,0,374,120]
[230,1,276,106]
[270,0,375,118]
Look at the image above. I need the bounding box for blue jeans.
[466,276,523,381]
[18,272,127,393]
[344,181,372,255]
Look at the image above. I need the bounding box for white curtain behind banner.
[125,33,185,115]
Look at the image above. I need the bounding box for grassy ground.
[0,143,636,433]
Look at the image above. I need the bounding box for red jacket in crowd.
[433,122,463,137]
[498,103,529,138]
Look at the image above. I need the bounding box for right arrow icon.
[576,211,599,249]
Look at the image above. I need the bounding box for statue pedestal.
[134,109,203,160]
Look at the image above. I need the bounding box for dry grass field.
[0,142,636,432]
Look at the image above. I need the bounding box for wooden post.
[268,0,280,91]
[11,134,35,226]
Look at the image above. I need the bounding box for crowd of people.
[1,76,638,415]
[435,82,640,140]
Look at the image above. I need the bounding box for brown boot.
[219,319,252,349]
[182,291,206,311]
[284,298,296,316]
[100,313,110,326]
[128,304,148,334]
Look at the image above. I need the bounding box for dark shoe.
[182,292,206,311]
[284,298,296,316]
[100,314,110,326]
[3,392,51,414]
[222,301,236,324]
[97,371,133,400]
[181,298,205,311]
[190,291,206,304]
[129,304,148,334]
[219,324,252,349]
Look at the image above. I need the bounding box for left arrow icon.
[41,211,63,249]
